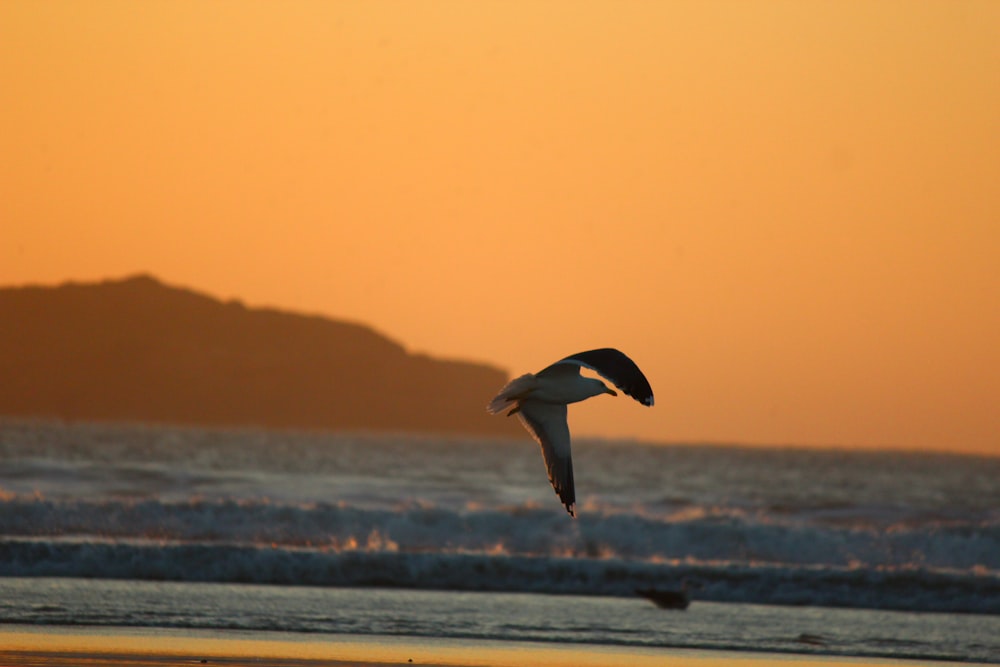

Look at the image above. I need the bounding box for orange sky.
[2,1,998,454]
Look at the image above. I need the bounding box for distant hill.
[0,275,519,436]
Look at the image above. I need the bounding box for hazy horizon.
[2,2,997,455]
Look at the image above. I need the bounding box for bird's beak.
[606,387,618,396]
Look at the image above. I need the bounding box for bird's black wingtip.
[560,348,654,408]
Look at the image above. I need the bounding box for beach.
[1,422,997,664]
[4,625,990,667]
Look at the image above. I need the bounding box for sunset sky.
[2,1,998,454]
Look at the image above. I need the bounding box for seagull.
[487,348,654,517]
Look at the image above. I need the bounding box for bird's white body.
[489,370,613,412]
[487,348,653,517]
[531,373,612,404]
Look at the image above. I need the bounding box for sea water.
[0,419,997,662]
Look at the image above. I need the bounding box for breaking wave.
[1,494,997,615]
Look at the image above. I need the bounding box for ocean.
[1,419,998,663]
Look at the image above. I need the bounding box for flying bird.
[487,348,654,517]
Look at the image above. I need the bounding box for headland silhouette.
[0,274,519,437]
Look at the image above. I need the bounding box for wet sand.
[0,625,981,667]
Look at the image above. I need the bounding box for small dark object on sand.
[635,586,691,610]
[797,633,827,646]
[635,581,701,609]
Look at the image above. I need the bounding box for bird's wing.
[516,400,576,517]
[535,361,582,379]
[547,348,654,406]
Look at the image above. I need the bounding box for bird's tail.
[486,373,537,414]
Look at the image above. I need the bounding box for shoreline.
[0,625,989,667]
